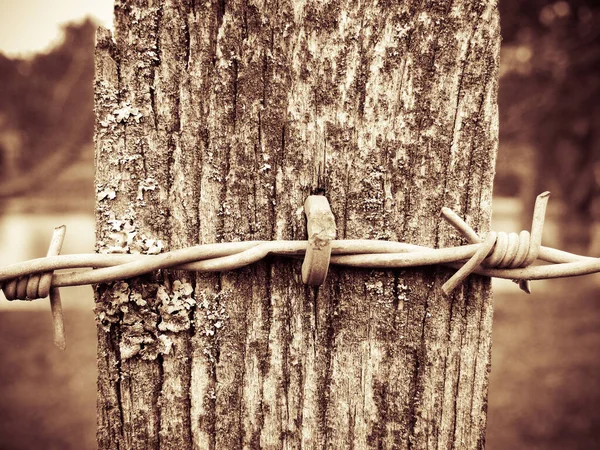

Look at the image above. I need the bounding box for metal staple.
[2,192,599,348]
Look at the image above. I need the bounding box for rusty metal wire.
[2,192,600,348]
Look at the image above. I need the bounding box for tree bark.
[94,1,500,449]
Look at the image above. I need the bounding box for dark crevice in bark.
[261,47,268,111]
[463,85,490,224]
[185,324,196,447]
[406,341,421,448]
[264,264,274,366]
[166,136,177,230]
[407,276,434,448]
[232,58,239,128]
[281,268,292,441]
[342,161,351,239]
[462,145,476,221]
[206,288,222,445]
[355,47,369,120]
[260,264,274,444]
[439,273,458,443]
[218,138,231,242]
[309,286,318,346]
[471,281,491,449]
[217,0,226,30]
[149,86,159,133]
[451,285,469,449]
[208,358,217,450]
[280,124,286,167]
[182,8,191,71]
[253,139,260,238]
[242,1,249,41]
[150,7,162,133]
[320,281,338,449]
[347,404,356,449]
[111,329,125,450]
[156,353,165,448]
[238,291,249,450]
[467,284,482,435]
[184,338,194,450]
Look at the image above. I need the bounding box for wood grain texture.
[94,0,500,448]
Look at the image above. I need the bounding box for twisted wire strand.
[1,192,599,303]
[0,239,598,293]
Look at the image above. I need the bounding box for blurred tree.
[496,0,600,252]
[0,19,95,198]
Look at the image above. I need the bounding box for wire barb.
[440,192,551,295]
[47,226,67,350]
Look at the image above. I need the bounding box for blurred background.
[0,0,598,449]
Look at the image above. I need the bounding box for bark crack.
[182,7,191,71]
[156,354,165,449]
[407,275,435,449]
[470,281,490,449]
[321,283,337,449]
[217,0,226,30]
[462,89,489,223]
[113,330,125,450]
[439,272,458,446]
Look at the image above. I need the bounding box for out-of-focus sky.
[0,0,113,57]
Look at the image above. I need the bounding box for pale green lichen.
[136,176,158,201]
[96,281,131,331]
[113,103,143,123]
[97,284,233,362]
[97,279,196,361]
[198,290,230,337]
[97,213,164,255]
[96,188,117,202]
[198,289,231,366]
[360,165,393,239]
[365,280,384,295]
[98,102,143,129]
[158,281,195,333]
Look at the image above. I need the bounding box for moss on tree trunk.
[94,0,500,448]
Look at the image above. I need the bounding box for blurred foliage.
[0,20,94,197]
[497,0,600,228]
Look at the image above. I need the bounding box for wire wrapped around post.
[441,191,550,295]
[1,192,600,348]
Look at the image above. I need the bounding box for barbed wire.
[2,192,599,348]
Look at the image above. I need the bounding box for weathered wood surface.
[94,0,500,448]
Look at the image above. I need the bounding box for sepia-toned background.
[0,0,598,448]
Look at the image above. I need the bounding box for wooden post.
[94,1,499,448]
